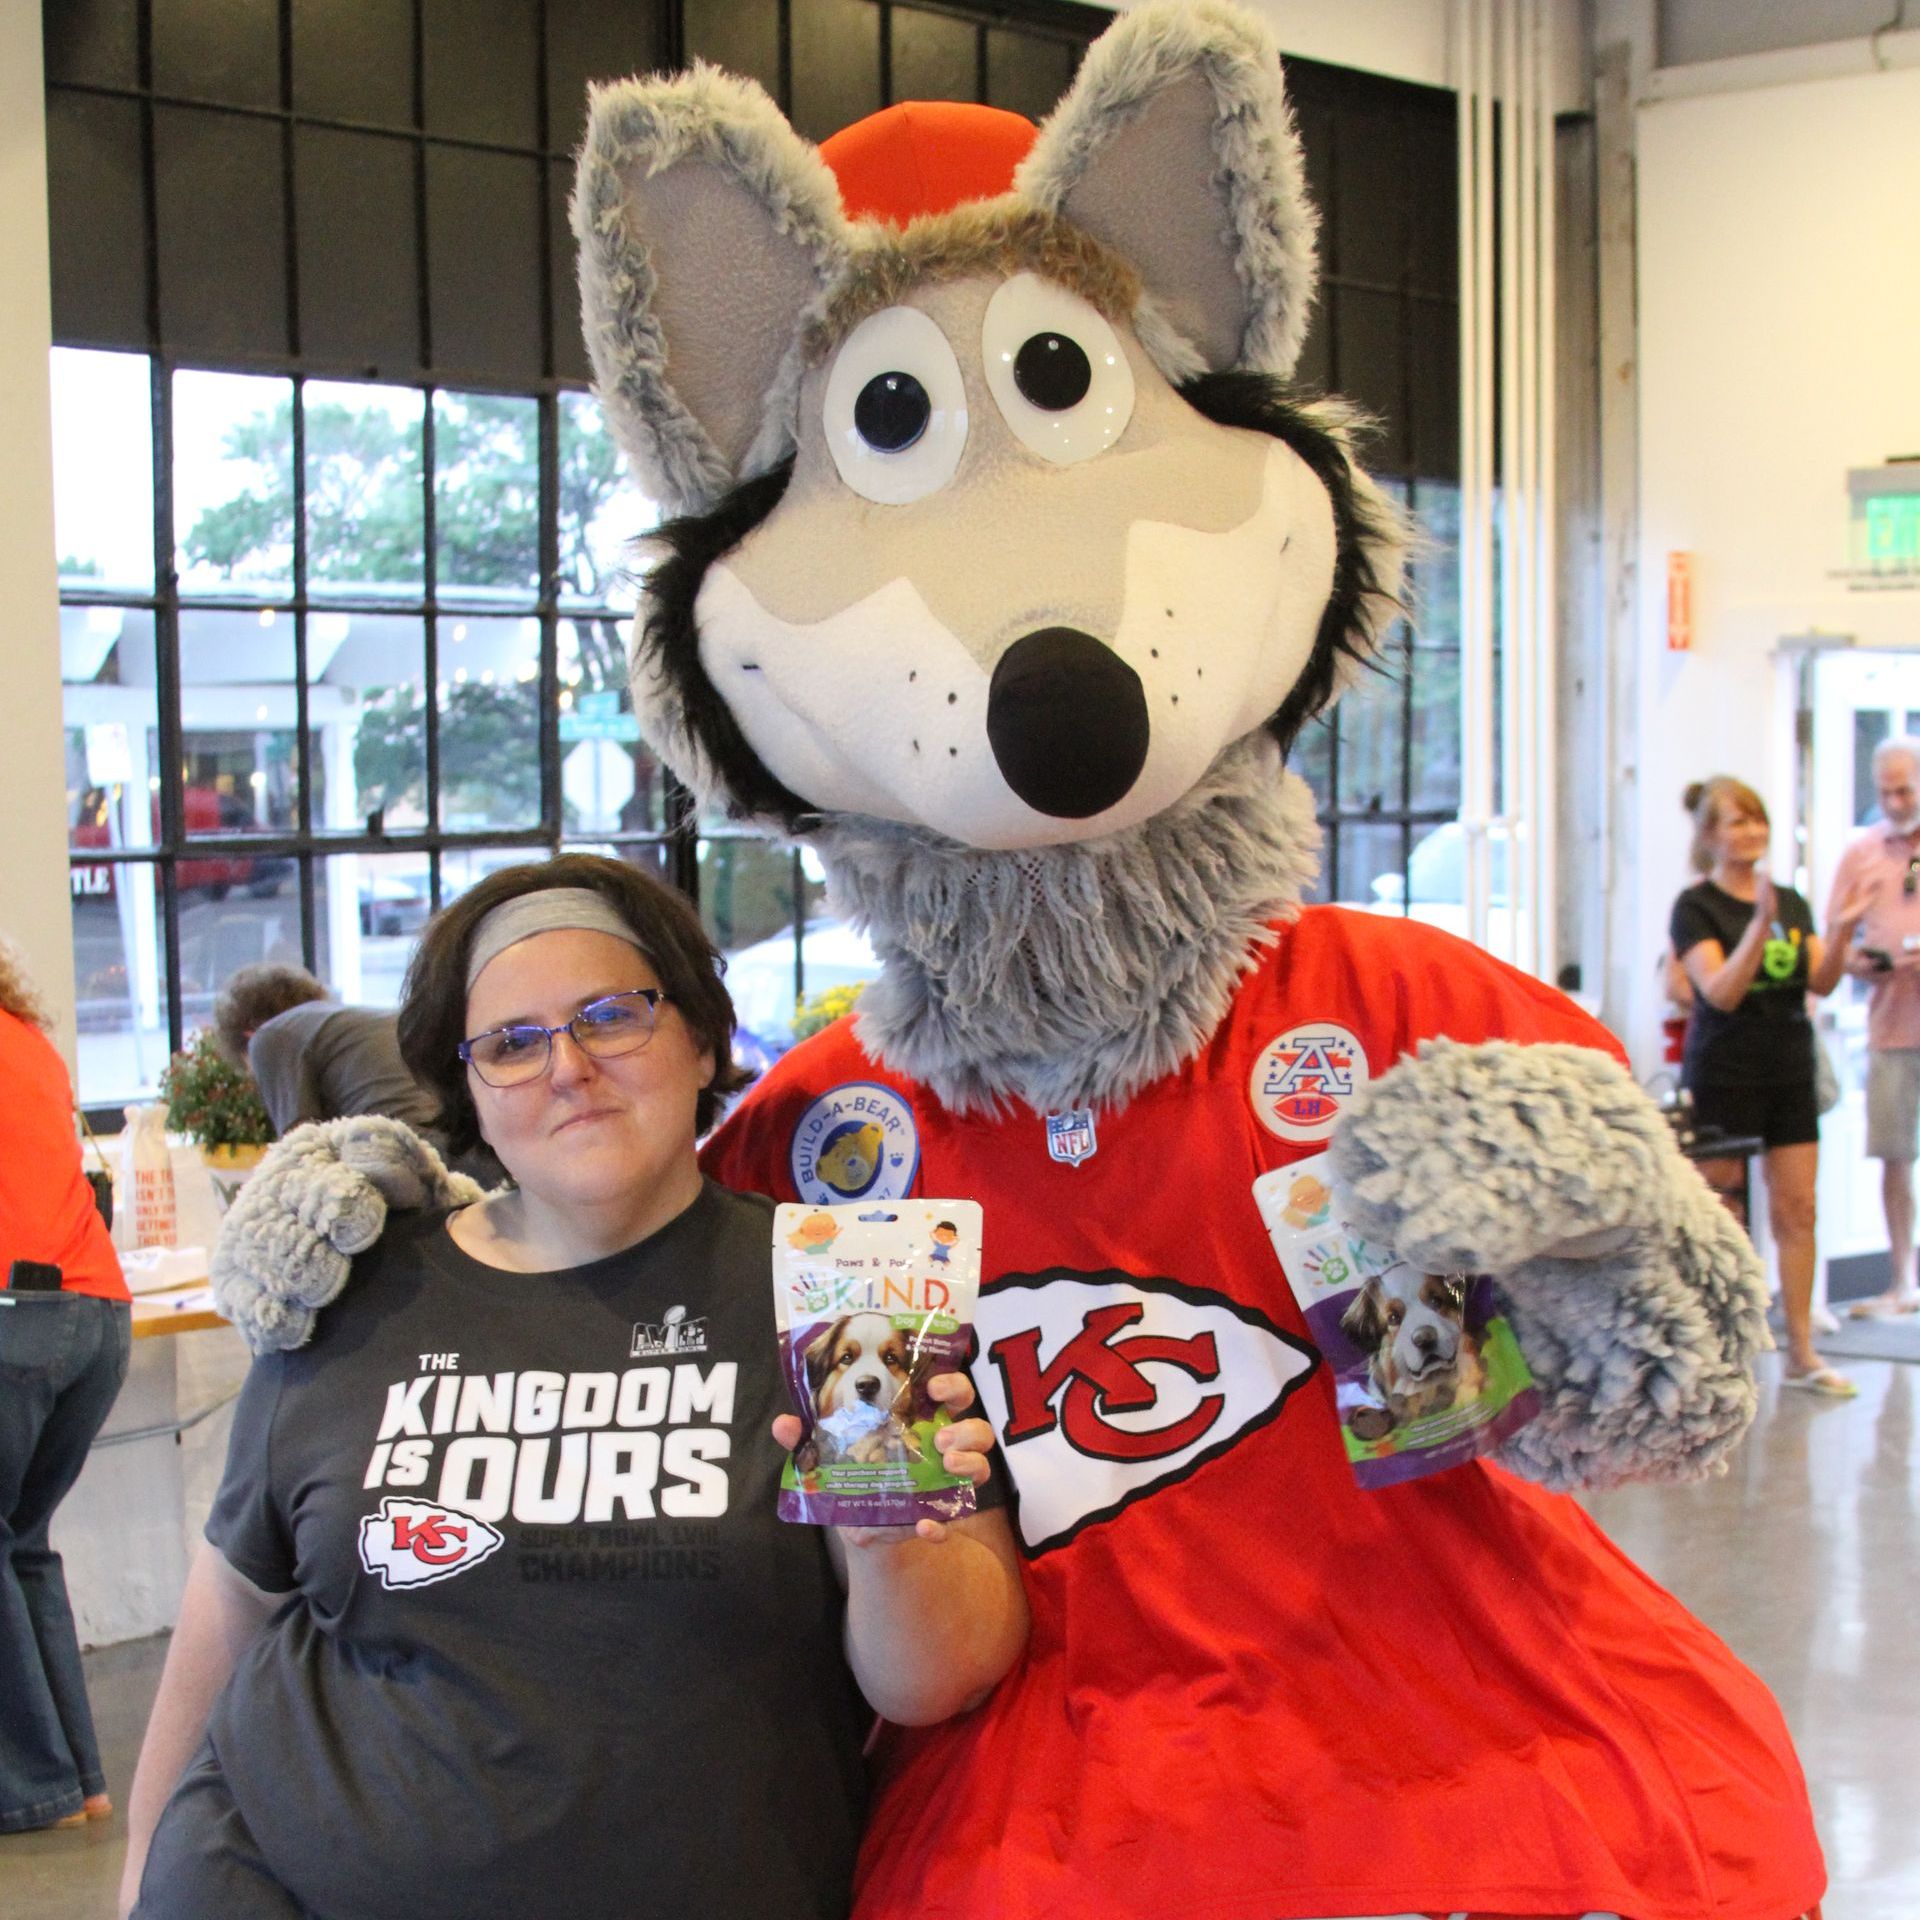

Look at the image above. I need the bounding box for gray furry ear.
[1016,0,1317,381]
[571,64,852,516]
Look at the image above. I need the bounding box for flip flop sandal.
[1846,1293,1920,1319]
[1780,1365,1858,1399]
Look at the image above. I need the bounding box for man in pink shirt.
[1828,736,1920,1315]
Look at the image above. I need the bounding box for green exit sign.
[1865,495,1920,569]
[1848,465,1920,580]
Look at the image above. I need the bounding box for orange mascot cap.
[819,100,1037,225]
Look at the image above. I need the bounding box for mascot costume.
[216,5,1824,1915]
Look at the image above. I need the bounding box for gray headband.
[465,887,647,992]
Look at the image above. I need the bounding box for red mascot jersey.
[701,908,1823,1920]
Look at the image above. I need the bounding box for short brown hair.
[395,853,753,1156]
[214,963,329,1061]
[1683,776,1768,875]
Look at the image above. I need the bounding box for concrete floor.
[2,1350,1914,1919]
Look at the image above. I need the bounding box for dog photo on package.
[774,1202,982,1527]
[1254,1153,1540,1485]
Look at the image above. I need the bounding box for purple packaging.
[772,1201,982,1527]
[1252,1155,1539,1489]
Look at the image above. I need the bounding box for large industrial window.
[45,0,1461,1113]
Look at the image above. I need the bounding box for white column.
[0,4,80,1066]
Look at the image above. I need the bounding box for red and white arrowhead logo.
[359,1497,505,1590]
[974,1273,1316,1553]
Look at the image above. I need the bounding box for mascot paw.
[1329,1039,1680,1271]
[1329,1039,1770,1488]
[212,1118,479,1354]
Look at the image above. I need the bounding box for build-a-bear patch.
[972,1272,1315,1553]
[790,1082,920,1204]
[1248,1021,1370,1143]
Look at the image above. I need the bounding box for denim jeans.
[0,1290,132,1831]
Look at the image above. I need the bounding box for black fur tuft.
[639,458,819,832]
[1178,372,1402,759]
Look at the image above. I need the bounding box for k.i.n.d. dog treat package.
[1252,1154,1539,1489]
[772,1201,983,1527]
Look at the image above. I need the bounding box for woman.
[0,939,131,1835]
[120,856,1027,1919]
[1670,777,1871,1397]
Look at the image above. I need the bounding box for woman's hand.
[770,1370,997,1544]
[1830,878,1877,938]
[1751,869,1776,928]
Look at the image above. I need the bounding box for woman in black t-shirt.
[1670,777,1872,1397]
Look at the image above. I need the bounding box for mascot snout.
[986,626,1150,818]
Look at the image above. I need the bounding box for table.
[55,1255,248,1647]
[1681,1130,1766,1236]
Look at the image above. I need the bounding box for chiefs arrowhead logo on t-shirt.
[973,1274,1316,1553]
[359,1496,506,1590]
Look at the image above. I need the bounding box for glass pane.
[315,613,430,832]
[314,852,432,1009]
[177,870,307,1051]
[701,839,806,1064]
[441,846,547,904]
[1409,647,1462,812]
[305,384,427,598]
[72,864,173,1108]
[1408,479,1460,649]
[1335,820,1406,912]
[434,391,539,602]
[438,616,542,829]
[557,391,648,609]
[559,616,664,835]
[1336,632,1407,815]
[178,609,304,840]
[51,349,154,594]
[64,603,159,838]
[174,370,297,599]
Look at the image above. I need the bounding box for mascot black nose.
[986,628,1150,820]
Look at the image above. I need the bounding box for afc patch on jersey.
[789,1081,920,1204]
[972,1273,1316,1552]
[359,1496,505,1590]
[1249,1021,1370,1143]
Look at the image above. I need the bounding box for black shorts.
[1687,1078,1820,1152]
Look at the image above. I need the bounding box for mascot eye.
[1013,334,1092,410]
[823,305,968,505]
[983,272,1134,466]
[854,373,931,451]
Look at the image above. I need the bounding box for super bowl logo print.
[1249,1022,1370,1143]
[790,1083,920,1205]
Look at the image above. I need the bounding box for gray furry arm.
[1328,1039,1770,1491]
[211,1117,482,1354]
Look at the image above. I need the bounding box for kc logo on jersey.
[1249,1021,1370,1142]
[359,1496,505,1590]
[974,1274,1315,1552]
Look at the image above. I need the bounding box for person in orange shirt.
[0,939,131,1834]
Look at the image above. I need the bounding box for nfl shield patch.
[1044,1109,1098,1166]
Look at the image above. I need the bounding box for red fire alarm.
[1667,550,1695,652]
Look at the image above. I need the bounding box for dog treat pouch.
[772,1201,983,1527]
[1252,1154,1539,1489]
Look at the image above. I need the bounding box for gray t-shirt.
[159,1184,867,1920]
[247,1002,441,1137]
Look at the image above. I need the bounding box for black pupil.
[1013,332,1092,411]
[853,372,931,452]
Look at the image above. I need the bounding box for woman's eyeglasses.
[459,988,669,1088]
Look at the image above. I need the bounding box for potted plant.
[160,1029,276,1211]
